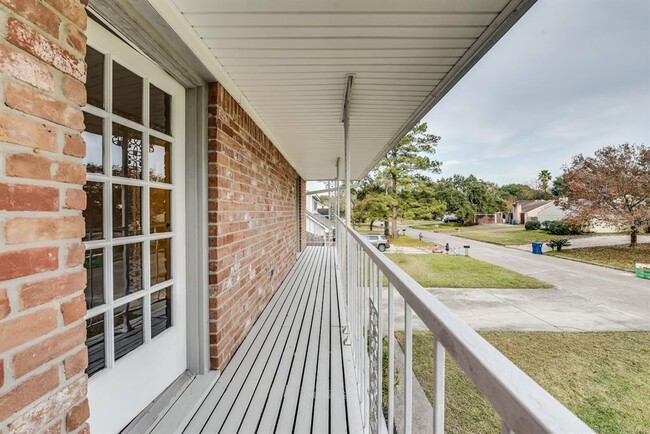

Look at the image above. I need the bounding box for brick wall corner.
[0,0,90,432]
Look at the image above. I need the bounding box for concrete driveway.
[395,226,650,331]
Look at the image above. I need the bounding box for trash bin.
[531,242,543,255]
[510,219,516,225]
[636,263,650,280]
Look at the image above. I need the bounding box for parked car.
[442,214,459,223]
[364,234,390,252]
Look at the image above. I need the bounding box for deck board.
[175,246,362,434]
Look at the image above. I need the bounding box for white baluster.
[388,283,395,433]
[404,303,412,434]
[433,338,445,434]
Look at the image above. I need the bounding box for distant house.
[535,204,569,223]
[510,200,619,233]
[474,212,503,225]
[509,200,556,224]
[307,193,330,216]
[306,194,332,243]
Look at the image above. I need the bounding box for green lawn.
[385,253,552,288]
[456,228,555,246]
[353,225,377,233]
[411,222,518,233]
[396,331,650,434]
[389,236,434,248]
[547,244,650,271]
[411,222,468,231]
[452,226,628,246]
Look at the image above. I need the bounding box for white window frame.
[84,19,187,433]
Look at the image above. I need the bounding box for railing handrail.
[306,213,330,232]
[338,218,593,434]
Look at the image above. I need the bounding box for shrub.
[546,238,572,251]
[525,221,541,231]
[543,220,584,235]
[567,224,584,235]
[545,220,571,235]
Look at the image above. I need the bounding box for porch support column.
[335,157,340,223]
[342,74,353,305]
[343,74,353,226]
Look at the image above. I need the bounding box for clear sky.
[420,0,650,186]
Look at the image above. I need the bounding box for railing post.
[404,304,413,434]
[388,283,395,433]
[376,267,383,433]
[364,254,370,430]
[433,339,445,434]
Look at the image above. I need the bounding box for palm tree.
[538,169,552,192]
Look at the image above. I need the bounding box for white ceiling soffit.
[153,0,536,180]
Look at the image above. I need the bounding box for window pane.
[83,181,104,241]
[86,46,104,109]
[149,137,171,183]
[112,184,142,238]
[151,287,172,338]
[150,84,171,135]
[150,238,171,285]
[150,188,171,233]
[113,243,143,300]
[84,248,105,309]
[112,62,142,123]
[86,314,106,377]
[112,123,142,179]
[82,112,103,173]
[114,298,144,361]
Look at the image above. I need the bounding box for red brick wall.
[0,0,90,433]
[300,178,307,251]
[208,83,305,369]
[474,212,502,225]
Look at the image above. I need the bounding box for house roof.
[151,0,537,180]
[516,200,554,213]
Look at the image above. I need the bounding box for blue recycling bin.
[531,242,543,255]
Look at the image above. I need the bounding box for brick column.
[0,1,90,433]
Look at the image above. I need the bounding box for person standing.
[445,243,450,254]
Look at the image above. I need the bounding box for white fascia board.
[147,0,306,179]
[359,0,538,178]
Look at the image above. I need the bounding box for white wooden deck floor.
[177,246,363,433]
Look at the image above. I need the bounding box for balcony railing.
[335,218,594,434]
[306,213,332,246]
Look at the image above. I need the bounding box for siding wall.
[207,83,306,369]
[0,1,90,432]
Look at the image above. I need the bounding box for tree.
[538,169,552,192]
[353,193,396,231]
[433,178,474,223]
[371,123,441,238]
[434,175,506,224]
[551,176,566,197]
[562,143,650,246]
[400,176,446,221]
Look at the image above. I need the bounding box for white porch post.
[342,74,353,304]
[344,119,351,223]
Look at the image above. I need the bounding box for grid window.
[82,47,176,377]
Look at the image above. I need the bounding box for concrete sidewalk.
[398,226,650,331]
[383,287,650,332]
